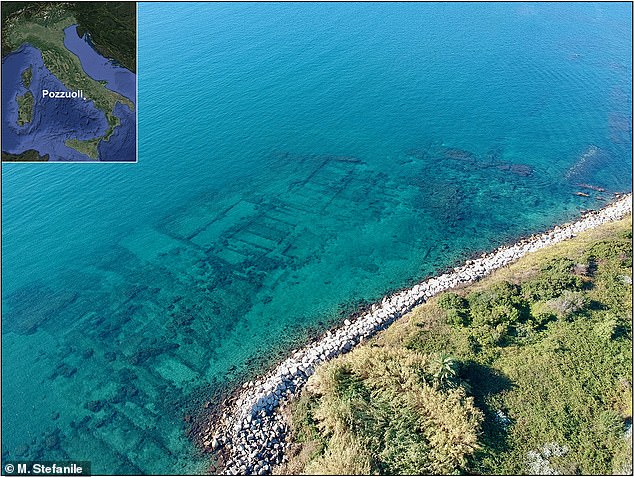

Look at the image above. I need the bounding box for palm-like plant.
[433,353,459,387]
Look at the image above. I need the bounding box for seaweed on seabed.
[443,147,478,163]
[404,147,429,160]
[3,284,78,335]
[84,399,106,413]
[109,382,141,405]
[49,361,78,380]
[128,341,180,365]
[31,428,65,459]
[496,163,534,177]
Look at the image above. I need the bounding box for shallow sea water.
[2,3,632,474]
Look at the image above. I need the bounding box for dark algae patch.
[282,216,633,475]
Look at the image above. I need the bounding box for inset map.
[1,1,136,162]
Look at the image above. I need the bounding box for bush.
[545,290,587,318]
[594,316,619,341]
[437,292,470,326]
[530,291,588,325]
[467,281,526,328]
[522,258,583,300]
[469,322,510,349]
[529,301,557,328]
[437,292,468,311]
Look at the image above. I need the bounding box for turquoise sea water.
[2,3,632,474]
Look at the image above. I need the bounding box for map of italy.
[1,2,137,162]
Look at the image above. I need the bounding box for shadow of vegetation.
[461,361,515,398]
[460,361,516,472]
[587,299,608,311]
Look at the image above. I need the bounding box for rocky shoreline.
[201,194,632,476]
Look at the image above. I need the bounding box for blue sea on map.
[1,3,632,474]
[2,45,109,161]
[64,25,136,106]
[1,27,136,161]
[98,102,136,161]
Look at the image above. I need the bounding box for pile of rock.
[207,194,632,475]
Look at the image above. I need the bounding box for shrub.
[522,258,583,300]
[545,290,587,318]
[437,292,470,326]
[529,291,588,326]
[594,316,619,341]
[529,301,557,328]
[469,322,510,348]
[467,281,526,328]
[437,292,468,311]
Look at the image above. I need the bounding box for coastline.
[201,193,633,475]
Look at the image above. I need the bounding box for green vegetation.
[21,64,32,87]
[74,2,136,73]
[1,149,49,162]
[282,216,633,475]
[280,347,482,475]
[64,137,100,160]
[16,90,34,126]
[2,2,136,72]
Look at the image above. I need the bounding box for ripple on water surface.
[1,2,632,474]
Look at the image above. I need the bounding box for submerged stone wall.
[205,194,632,475]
